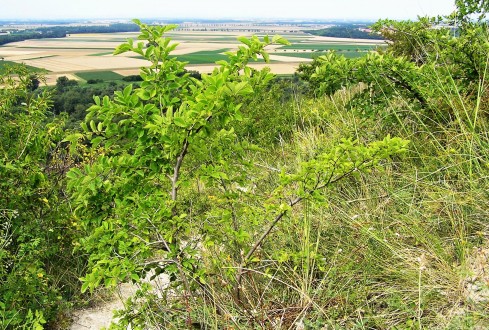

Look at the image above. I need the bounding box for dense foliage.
[305,24,384,40]
[0,67,86,328]
[65,20,407,329]
[1,1,489,328]
[50,77,136,127]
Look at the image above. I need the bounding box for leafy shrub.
[0,66,86,327]
[66,20,408,329]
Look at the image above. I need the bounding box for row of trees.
[305,24,384,40]
[0,23,140,46]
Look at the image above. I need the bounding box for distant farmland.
[279,43,379,51]
[75,70,124,81]
[0,24,385,84]
[273,50,368,59]
[0,59,48,72]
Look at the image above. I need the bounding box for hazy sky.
[0,0,456,20]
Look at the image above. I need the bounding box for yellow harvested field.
[8,40,121,49]
[23,56,149,72]
[115,62,301,76]
[0,50,43,56]
[170,43,239,55]
[268,54,313,63]
[185,62,302,75]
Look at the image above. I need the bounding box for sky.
[0,0,456,21]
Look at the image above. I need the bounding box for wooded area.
[0,23,139,46]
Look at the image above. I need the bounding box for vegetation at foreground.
[1,0,489,328]
[60,19,406,330]
[0,66,87,328]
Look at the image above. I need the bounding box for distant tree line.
[0,30,64,45]
[0,23,139,46]
[305,25,384,40]
[48,76,136,127]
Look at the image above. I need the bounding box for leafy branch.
[233,136,409,303]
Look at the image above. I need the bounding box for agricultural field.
[0,59,46,71]
[273,50,370,59]
[75,70,123,81]
[0,24,385,84]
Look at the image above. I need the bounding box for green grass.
[75,70,123,81]
[280,43,381,51]
[171,49,231,64]
[175,49,269,64]
[273,50,370,59]
[133,49,259,65]
[0,60,49,72]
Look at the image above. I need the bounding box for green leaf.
[81,281,91,293]
[89,120,97,132]
[138,90,151,101]
[91,136,103,148]
[173,117,187,128]
[237,36,252,46]
[113,43,132,55]
[62,133,83,143]
[272,35,290,46]
[234,82,253,95]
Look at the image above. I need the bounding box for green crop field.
[75,70,123,81]
[173,49,268,64]
[133,49,235,65]
[280,43,381,51]
[0,60,49,72]
[133,47,270,64]
[273,50,371,59]
[172,49,231,64]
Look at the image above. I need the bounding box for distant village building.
[358,28,373,33]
